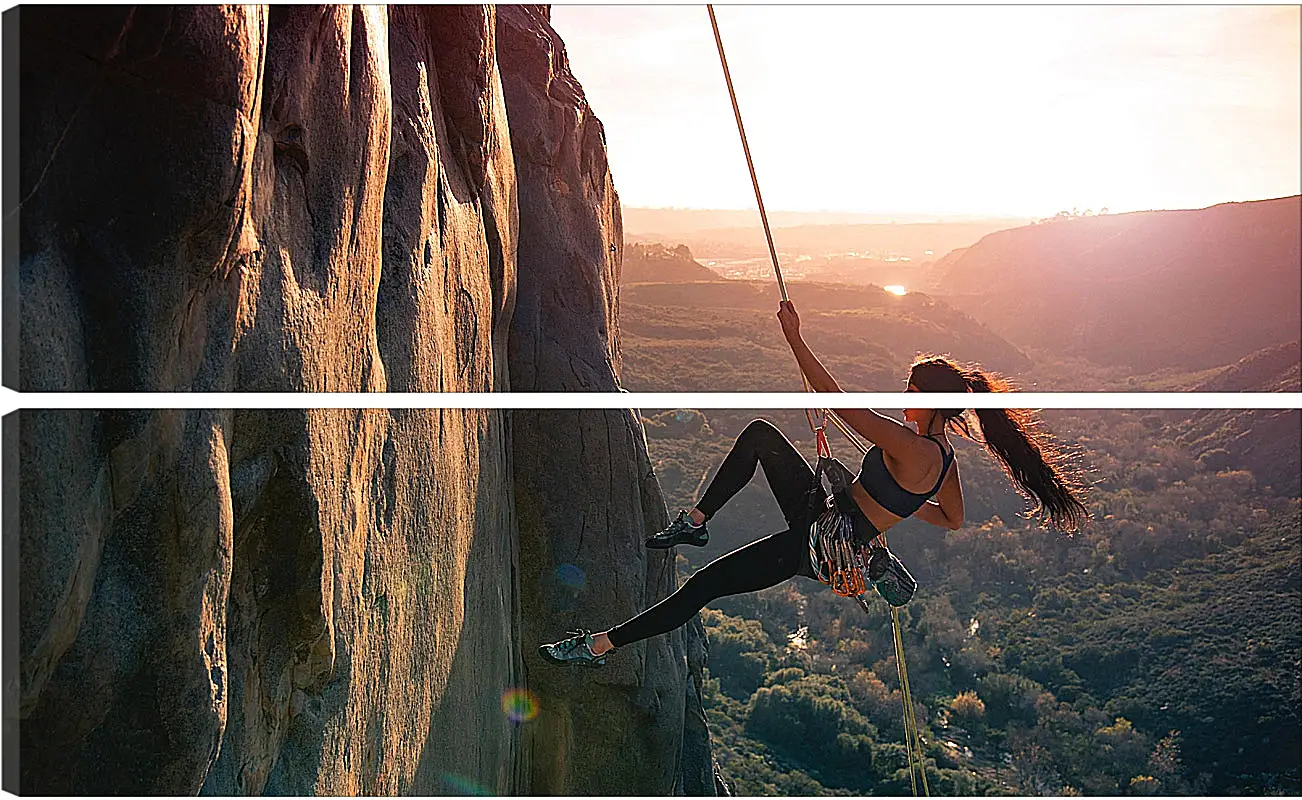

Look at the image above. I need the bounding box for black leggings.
[607,420,823,648]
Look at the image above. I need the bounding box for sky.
[550,5,1301,218]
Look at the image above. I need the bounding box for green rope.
[894,607,931,795]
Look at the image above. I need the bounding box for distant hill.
[932,197,1301,371]
[1195,341,1301,393]
[622,243,719,283]
[627,220,1029,268]
[623,206,1027,233]
[618,279,1030,392]
[1173,342,1302,494]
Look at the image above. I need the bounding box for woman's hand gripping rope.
[777,299,801,345]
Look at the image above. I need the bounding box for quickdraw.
[806,412,872,597]
[810,497,869,597]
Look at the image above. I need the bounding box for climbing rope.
[707,4,787,303]
[824,416,929,793]
[824,416,931,794]
[828,415,931,794]
[894,607,931,795]
[707,7,929,793]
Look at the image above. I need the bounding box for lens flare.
[439,772,492,796]
[554,563,586,589]
[502,688,539,724]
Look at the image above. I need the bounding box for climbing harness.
[707,7,930,793]
[804,423,918,607]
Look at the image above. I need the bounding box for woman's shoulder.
[924,433,956,460]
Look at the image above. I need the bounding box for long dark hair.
[909,356,1089,532]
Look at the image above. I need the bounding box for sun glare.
[884,285,908,296]
[552,5,1301,217]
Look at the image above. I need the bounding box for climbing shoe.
[538,629,611,668]
[645,510,709,548]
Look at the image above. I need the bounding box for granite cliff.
[7,5,719,795]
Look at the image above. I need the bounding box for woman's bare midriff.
[850,480,903,533]
[849,444,950,533]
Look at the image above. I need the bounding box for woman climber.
[540,300,1088,667]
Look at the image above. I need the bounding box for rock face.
[499,5,623,392]
[496,10,715,792]
[8,5,717,796]
[14,408,520,796]
[13,5,514,394]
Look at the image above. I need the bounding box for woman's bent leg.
[607,527,807,648]
[696,420,817,525]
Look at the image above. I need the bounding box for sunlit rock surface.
[497,6,716,794]
[13,5,513,394]
[15,408,518,795]
[8,4,719,795]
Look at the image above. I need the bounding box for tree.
[703,609,777,700]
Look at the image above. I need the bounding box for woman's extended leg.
[603,525,809,650]
[539,420,823,665]
[697,419,817,525]
[648,419,819,549]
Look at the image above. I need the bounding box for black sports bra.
[857,435,954,518]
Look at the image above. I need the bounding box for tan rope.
[707,11,927,793]
[706,5,787,302]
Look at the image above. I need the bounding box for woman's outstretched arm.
[777,300,843,393]
[777,299,921,457]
